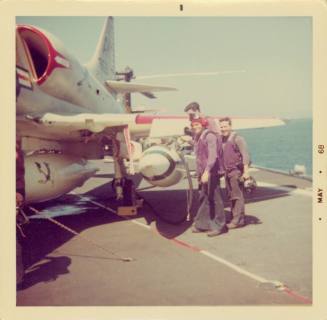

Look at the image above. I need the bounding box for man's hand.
[242,172,250,180]
[201,170,209,184]
[242,165,250,180]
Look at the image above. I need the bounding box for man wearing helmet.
[184,101,220,134]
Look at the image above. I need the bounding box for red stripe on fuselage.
[135,114,188,124]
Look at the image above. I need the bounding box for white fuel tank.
[24,154,99,203]
[138,146,185,187]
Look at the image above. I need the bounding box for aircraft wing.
[229,118,286,130]
[105,81,177,99]
[17,113,144,162]
[18,112,285,161]
[131,106,167,113]
[147,116,285,138]
[18,113,140,141]
[18,113,285,141]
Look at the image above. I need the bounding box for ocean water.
[240,118,312,176]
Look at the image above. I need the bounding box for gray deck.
[17,161,312,306]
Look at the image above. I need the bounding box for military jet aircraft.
[16,16,284,205]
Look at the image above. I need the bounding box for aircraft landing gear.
[112,154,142,217]
[112,177,142,216]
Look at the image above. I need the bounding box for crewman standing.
[219,117,250,229]
[191,117,226,237]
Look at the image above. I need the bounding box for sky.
[16,16,312,118]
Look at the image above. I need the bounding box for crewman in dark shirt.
[219,117,250,229]
[191,117,226,237]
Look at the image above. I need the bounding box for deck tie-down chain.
[28,206,134,262]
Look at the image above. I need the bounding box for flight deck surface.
[17,161,312,306]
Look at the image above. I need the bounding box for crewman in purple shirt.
[219,117,250,229]
[191,117,226,237]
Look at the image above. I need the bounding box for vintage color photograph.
[15,16,312,306]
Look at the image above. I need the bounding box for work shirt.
[194,129,219,177]
[222,132,250,171]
